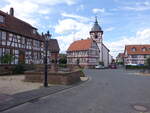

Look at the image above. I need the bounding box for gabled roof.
[48,39,60,53]
[102,43,110,52]
[116,53,124,58]
[67,39,93,52]
[0,9,44,41]
[125,45,150,55]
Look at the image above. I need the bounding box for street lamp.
[44,31,51,87]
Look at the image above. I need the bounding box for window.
[0,15,4,23]
[95,34,98,39]
[144,55,147,58]
[142,48,146,52]
[0,31,2,42]
[0,48,2,56]
[132,55,137,58]
[32,29,37,34]
[132,48,136,52]
[0,31,6,40]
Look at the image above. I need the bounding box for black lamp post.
[44,31,51,87]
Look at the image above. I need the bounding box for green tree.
[59,54,67,64]
[0,54,14,64]
[146,57,150,69]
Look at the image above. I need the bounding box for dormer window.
[142,48,146,52]
[0,15,4,23]
[32,29,37,34]
[132,48,136,52]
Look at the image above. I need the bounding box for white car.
[95,65,105,69]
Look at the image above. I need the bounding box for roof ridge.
[0,9,36,29]
[67,38,93,52]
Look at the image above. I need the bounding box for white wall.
[102,45,109,67]
[109,54,113,64]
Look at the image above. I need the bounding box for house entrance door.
[19,50,25,64]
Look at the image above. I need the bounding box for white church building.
[67,18,111,68]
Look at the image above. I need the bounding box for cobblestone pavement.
[2,69,150,113]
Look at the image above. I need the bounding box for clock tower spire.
[90,17,104,62]
[90,16,103,43]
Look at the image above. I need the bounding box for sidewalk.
[0,77,88,112]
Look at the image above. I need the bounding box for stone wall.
[25,70,83,85]
[0,65,14,75]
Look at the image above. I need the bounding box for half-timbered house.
[0,8,59,65]
[67,17,110,68]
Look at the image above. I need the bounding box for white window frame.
[0,15,4,23]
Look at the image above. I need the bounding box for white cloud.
[123,6,150,11]
[92,8,113,16]
[76,4,84,11]
[118,1,150,11]
[55,13,92,34]
[0,0,77,26]
[55,15,92,53]
[37,0,76,5]
[55,19,84,33]
[56,26,91,53]
[105,27,115,32]
[61,12,90,22]
[92,8,105,14]
[105,28,150,57]
[3,0,76,6]
[38,9,51,15]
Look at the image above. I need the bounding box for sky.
[0,0,150,58]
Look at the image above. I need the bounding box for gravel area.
[0,75,42,95]
[0,75,87,95]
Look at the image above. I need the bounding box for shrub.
[0,54,14,64]
[125,65,147,69]
[13,64,25,74]
[146,57,150,69]
[51,59,56,63]
[79,69,85,77]
[59,54,67,64]
[59,64,67,68]
[117,62,124,65]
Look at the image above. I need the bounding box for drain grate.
[133,105,148,112]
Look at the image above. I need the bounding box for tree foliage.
[146,57,150,68]
[0,54,14,64]
[59,54,67,64]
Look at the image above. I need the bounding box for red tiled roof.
[117,53,124,58]
[0,10,44,41]
[125,45,150,55]
[67,39,93,51]
[48,39,60,52]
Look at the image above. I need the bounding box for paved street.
[2,69,150,113]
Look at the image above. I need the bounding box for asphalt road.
[2,69,150,113]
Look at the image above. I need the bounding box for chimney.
[10,7,14,16]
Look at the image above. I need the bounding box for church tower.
[90,17,103,62]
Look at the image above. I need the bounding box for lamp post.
[44,31,51,87]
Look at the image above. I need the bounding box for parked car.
[109,63,117,69]
[95,65,105,69]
